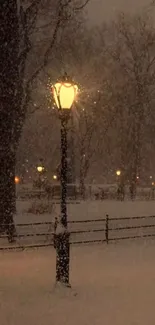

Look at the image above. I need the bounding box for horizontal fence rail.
[0,214,155,250]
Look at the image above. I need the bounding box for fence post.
[105,214,109,244]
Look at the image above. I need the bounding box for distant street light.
[52,73,78,286]
[37,158,45,174]
[37,166,44,173]
[53,174,57,180]
[15,176,20,184]
[116,170,121,176]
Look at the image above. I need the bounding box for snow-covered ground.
[16,199,155,223]
[0,241,155,325]
[1,199,152,247]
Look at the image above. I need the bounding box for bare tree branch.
[75,0,90,10]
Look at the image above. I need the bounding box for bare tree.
[97,9,155,198]
[0,0,90,239]
[73,86,111,198]
[75,107,96,198]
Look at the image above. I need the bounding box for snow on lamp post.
[52,73,78,286]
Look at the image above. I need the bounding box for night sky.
[87,0,151,23]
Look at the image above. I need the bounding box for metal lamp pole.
[70,112,75,183]
[60,114,68,228]
[55,112,70,285]
[52,74,78,287]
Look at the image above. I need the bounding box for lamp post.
[116,169,123,200]
[37,159,45,177]
[70,112,75,183]
[37,161,44,198]
[52,73,78,286]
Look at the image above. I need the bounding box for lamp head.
[52,73,78,110]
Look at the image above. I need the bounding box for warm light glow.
[152,182,154,186]
[37,166,44,173]
[116,170,121,176]
[53,175,57,180]
[136,176,139,179]
[15,176,20,184]
[52,81,78,110]
[150,176,153,179]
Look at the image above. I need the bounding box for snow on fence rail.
[0,215,155,250]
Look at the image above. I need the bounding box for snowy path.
[0,241,155,325]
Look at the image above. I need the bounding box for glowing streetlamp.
[116,170,121,177]
[52,75,78,111]
[53,175,57,180]
[52,73,78,286]
[37,166,44,173]
[37,158,45,177]
[15,176,20,184]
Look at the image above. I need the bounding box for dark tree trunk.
[0,150,16,240]
[0,1,19,240]
[129,178,137,201]
[129,155,138,201]
[129,121,141,201]
[79,169,85,200]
